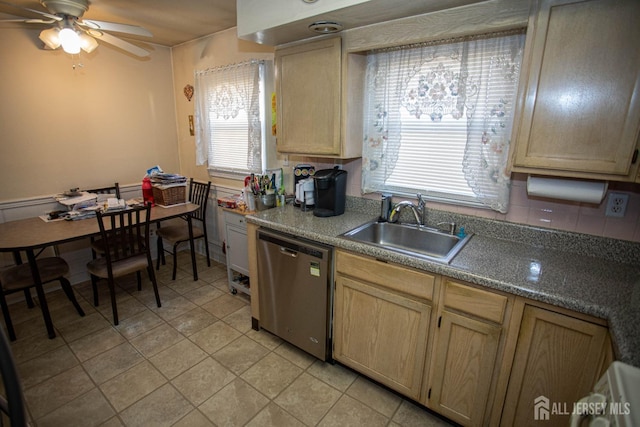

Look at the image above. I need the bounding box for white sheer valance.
[362,32,524,212]
[194,60,264,173]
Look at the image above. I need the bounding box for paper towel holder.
[526,175,609,204]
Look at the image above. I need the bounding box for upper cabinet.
[275,37,364,158]
[509,0,640,181]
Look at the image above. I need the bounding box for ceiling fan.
[0,0,152,57]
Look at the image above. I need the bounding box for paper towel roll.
[526,176,608,204]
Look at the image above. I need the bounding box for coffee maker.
[312,168,347,217]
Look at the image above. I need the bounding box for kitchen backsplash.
[337,158,640,243]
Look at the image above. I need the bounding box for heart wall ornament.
[183,84,194,102]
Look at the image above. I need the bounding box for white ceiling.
[0,0,237,47]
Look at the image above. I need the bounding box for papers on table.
[126,197,144,207]
[106,198,126,211]
[54,192,98,210]
[49,191,130,221]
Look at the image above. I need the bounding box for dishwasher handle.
[258,229,331,260]
[279,247,298,258]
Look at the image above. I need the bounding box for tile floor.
[2,253,455,426]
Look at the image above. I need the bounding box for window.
[362,31,525,213]
[194,60,269,176]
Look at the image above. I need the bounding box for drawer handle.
[279,247,298,258]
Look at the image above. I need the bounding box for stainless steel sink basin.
[340,221,472,263]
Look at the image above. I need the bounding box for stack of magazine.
[150,173,187,188]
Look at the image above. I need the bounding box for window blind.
[194,60,267,176]
[362,32,525,212]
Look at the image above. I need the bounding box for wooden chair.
[84,183,121,258]
[86,204,161,325]
[156,179,211,280]
[0,327,27,426]
[84,183,121,199]
[0,253,85,341]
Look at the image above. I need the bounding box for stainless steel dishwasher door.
[257,229,333,361]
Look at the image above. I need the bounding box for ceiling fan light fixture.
[39,27,61,50]
[79,32,98,53]
[59,27,81,54]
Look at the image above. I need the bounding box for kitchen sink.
[340,221,472,263]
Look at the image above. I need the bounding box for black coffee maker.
[313,168,347,217]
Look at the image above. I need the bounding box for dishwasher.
[257,228,333,361]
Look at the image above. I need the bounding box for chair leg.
[59,278,85,317]
[136,271,142,291]
[0,293,16,341]
[91,274,99,306]
[146,265,162,308]
[203,230,211,267]
[106,277,118,325]
[172,242,179,281]
[22,288,34,308]
[33,285,55,339]
[156,236,163,270]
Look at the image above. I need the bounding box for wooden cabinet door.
[427,311,501,426]
[276,37,342,156]
[501,305,608,426]
[511,0,640,179]
[333,275,431,399]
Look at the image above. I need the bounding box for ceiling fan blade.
[0,0,61,21]
[89,30,150,57]
[80,19,152,37]
[0,18,56,24]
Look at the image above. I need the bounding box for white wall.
[0,28,179,201]
[170,27,276,187]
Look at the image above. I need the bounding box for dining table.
[0,202,200,339]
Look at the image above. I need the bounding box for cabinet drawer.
[336,250,434,301]
[443,280,507,324]
[223,210,248,229]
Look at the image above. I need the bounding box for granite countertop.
[246,203,640,368]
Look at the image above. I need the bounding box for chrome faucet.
[388,194,426,226]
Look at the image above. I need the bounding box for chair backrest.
[95,205,151,269]
[188,179,211,223]
[85,183,121,199]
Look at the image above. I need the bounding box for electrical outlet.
[605,192,629,218]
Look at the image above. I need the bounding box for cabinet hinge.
[632,149,639,164]
[428,388,432,399]
[437,316,442,328]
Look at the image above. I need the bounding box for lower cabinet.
[500,304,610,427]
[332,250,613,427]
[333,250,434,399]
[223,210,250,296]
[425,280,511,426]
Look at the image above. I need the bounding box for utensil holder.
[256,194,276,211]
